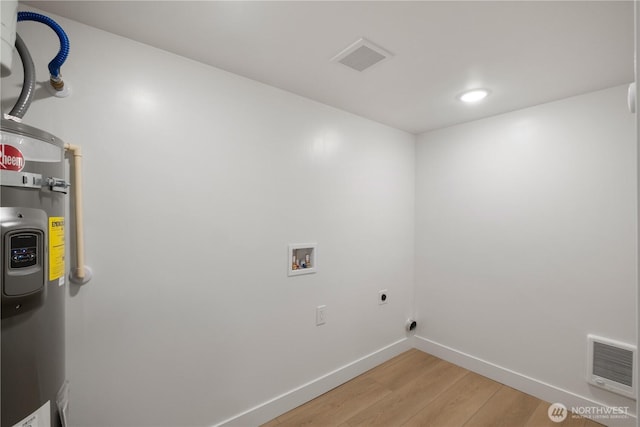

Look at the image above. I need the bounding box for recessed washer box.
[288,243,317,276]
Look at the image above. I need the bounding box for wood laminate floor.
[262,349,604,427]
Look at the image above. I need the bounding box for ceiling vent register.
[331,37,393,72]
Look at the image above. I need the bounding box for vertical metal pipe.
[8,34,35,119]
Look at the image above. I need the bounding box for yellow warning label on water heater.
[49,217,65,281]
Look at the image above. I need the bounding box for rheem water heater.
[1,119,68,427]
[1,4,78,426]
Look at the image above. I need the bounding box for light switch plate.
[316,305,327,325]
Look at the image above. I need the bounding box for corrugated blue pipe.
[17,11,69,80]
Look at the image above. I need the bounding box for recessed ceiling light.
[458,89,490,103]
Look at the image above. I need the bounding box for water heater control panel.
[10,233,38,268]
[1,207,47,300]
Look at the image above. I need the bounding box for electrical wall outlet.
[316,305,327,325]
[379,289,388,305]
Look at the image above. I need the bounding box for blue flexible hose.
[17,11,69,79]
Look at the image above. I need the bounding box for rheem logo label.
[0,144,25,171]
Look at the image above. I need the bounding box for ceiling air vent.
[331,38,392,72]
[587,335,636,399]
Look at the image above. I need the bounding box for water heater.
[1,119,68,426]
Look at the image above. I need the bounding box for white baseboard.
[214,335,636,427]
[413,335,637,427]
[214,337,411,427]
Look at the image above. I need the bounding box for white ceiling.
[24,1,634,134]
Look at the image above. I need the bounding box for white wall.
[3,5,637,427]
[636,1,640,420]
[1,8,415,426]
[415,85,637,414]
